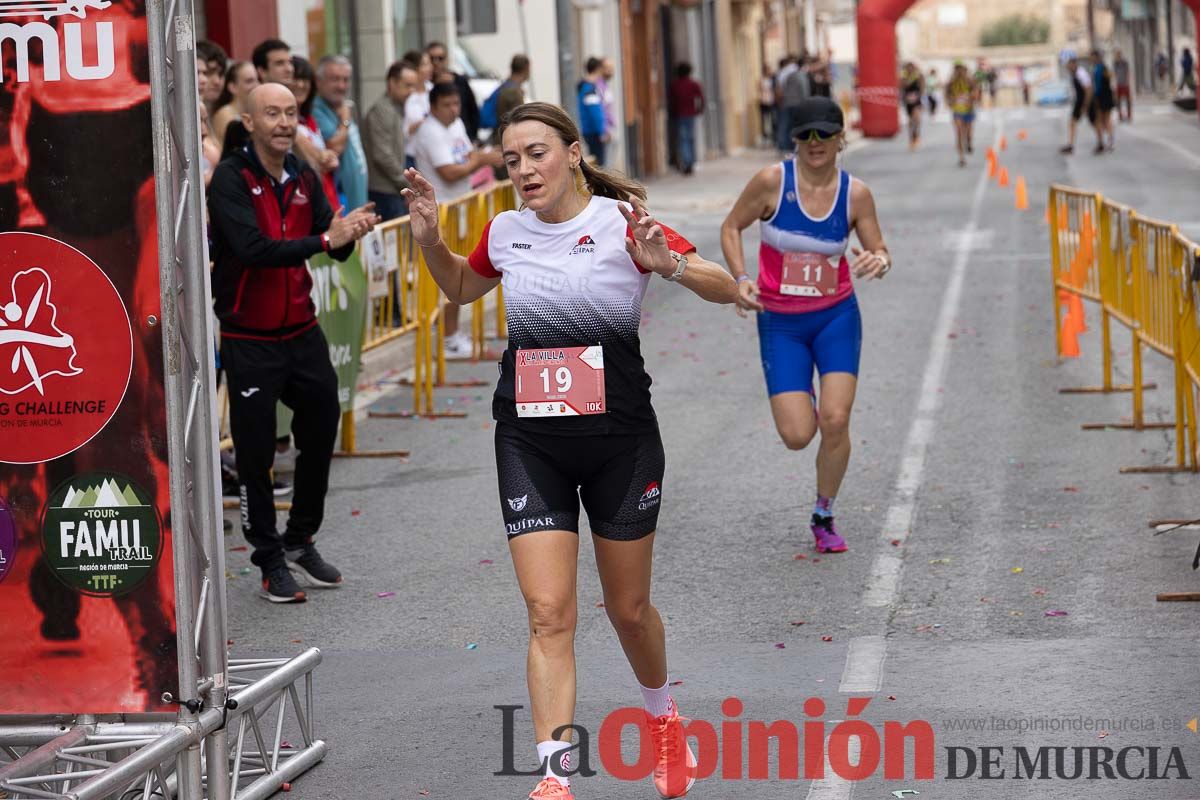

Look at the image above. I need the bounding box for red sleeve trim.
[468,219,500,278]
[627,223,696,274]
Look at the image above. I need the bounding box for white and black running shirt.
[468,195,695,435]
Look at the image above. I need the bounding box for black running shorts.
[495,423,665,541]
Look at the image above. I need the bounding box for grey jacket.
[364,94,410,196]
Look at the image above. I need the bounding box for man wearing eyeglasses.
[426,41,481,143]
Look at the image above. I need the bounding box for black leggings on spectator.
[221,326,341,568]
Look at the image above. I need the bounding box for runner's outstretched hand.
[850,246,891,280]
[620,197,673,275]
[402,168,441,246]
[734,279,764,318]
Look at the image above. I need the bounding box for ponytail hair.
[498,102,647,203]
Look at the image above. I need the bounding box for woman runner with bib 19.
[719,96,890,554]
[402,102,735,800]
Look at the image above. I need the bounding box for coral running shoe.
[811,514,848,553]
[648,704,697,798]
[529,777,573,799]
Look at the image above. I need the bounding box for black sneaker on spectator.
[286,544,343,587]
[262,563,306,603]
[273,478,293,497]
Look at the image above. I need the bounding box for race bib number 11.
[515,346,606,417]
[780,252,838,297]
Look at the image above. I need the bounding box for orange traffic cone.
[1060,311,1081,358]
[998,167,1010,187]
[987,150,997,178]
[999,135,1008,151]
[1079,212,1095,264]
[1015,176,1029,210]
[1017,129,1029,141]
[1067,292,1088,333]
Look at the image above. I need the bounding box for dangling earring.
[573,162,590,197]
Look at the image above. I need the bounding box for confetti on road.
[790,620,806,626]
[775,643,786,649]
[821,635,833,642]
[230,546,248,552]
[479,559,494,565]
[929,558,951,565]
[669,680,684,686]
[377,591,396,598]
[466,643,478,650]
[1011,567,1024,574]
[1044,610,1069,617]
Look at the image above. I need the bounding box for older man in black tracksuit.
[209,83,378,603]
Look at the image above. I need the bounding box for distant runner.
[900,62,925,150]
[947,63,978,167]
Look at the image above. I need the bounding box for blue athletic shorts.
[756,295,862,396]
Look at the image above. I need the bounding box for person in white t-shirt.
[402,50,434,167]
[412,82,503,358]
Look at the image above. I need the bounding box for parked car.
[1034,79,1070,106]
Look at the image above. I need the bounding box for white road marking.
[862,121,997,608]
[805,732,861,799]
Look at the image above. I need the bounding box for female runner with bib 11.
[402,102,735,800]
[719,96,890,554]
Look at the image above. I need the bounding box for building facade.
[196,0,818,178]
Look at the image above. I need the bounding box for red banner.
[0,0,177,714]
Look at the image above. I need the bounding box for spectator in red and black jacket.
[208,82,379,604]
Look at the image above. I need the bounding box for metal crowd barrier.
[1049,184,1200,474]
[364,181,514,421]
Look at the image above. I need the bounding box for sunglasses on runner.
[796,129,838,143]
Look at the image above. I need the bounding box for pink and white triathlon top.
[757,163,855,314]
[468,195,694,435]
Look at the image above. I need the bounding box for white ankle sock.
[537,740,571,785]
[640,679,674,718]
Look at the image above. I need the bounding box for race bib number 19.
[515,346,606,417]
[780,252,838,297]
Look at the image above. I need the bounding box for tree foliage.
[980,14,1051,47]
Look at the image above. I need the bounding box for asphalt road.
[225,102,1200,799]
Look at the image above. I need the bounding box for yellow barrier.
[357,180,516,421]
[1049,185,1200,474]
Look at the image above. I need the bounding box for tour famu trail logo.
[0,268,81,396]
[41,472,161,597]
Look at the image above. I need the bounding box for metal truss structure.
[0,1,326,798]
